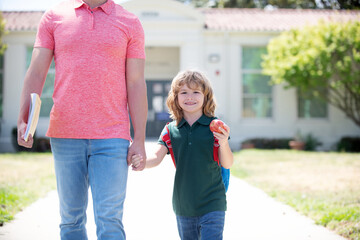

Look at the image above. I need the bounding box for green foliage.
[0,12,7,56]
[275,191,360,240]
[176,0,214,7]
[222,0,257,8]
[223,0,317,8]
[0,153,56,225]
[0,186,33,225]
[231,150,360,240]
[262,21,360,127]
[242,134,322,151]
[337,137,360,152]
[242,138,292,149]
[304,133,322,151]
[335,0,360,9]
[176,0,360,9]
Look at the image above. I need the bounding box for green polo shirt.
[158,115,227,217]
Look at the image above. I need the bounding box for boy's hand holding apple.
[210,119,230,146]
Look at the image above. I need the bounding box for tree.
[319,0,360,9]
[176,0,360,9]
[0,12,6,56]
[0,11,6,131]
[262,21,360,127]
[176,0,213,7]
[223,0,317,8]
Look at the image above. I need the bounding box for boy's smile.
[178,84,204,117]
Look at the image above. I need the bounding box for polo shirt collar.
[177,118,187,128]
[177,115,213,128]
[197,114,213,126]
[99,0,114,15]
[74,0,84,9]
[74,0,114,15]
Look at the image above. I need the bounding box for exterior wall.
[1,3,359,151]
[145,47,179,80]
[202,30,360,150]
[126,0,205,71]
[0,31,37,152]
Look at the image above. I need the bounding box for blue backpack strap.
[214,137,230,192]
[221,166,230,192]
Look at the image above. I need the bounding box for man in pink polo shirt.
[17,0,147,239]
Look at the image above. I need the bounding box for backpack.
[161,124,230,192]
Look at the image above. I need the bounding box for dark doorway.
[146,80,172,138]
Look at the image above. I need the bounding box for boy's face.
[177,84,204,116]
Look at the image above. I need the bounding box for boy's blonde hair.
[166,70,216,124]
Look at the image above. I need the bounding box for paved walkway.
[0,141,346,240]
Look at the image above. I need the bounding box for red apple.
[210,119,226,133]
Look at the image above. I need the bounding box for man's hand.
[127,140,146,171]
[17,122,33,148]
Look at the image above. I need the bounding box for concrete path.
[0,141,346,240]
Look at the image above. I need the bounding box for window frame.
[26,46,55,118]
[241,46,273,119]
[0,55,3,119]
[297,88,329,120]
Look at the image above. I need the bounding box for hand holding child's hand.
[131,154,143,171]
[213,124,230,146]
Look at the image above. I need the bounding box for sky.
[0,0,127,11]
[1,0,64,11]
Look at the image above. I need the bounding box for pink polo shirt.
[35,0,145,140]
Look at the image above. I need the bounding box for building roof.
[2,8,360,32]
[2,11,44,31]
[202,8,360,32]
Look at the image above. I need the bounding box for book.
[24,93,42,142]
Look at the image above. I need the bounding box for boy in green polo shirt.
[132,70,233,240]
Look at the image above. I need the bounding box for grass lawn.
[231,149,360,240]
[0,153,56,225]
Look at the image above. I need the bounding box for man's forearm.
[127,80,148,141]
[18,48,53,125]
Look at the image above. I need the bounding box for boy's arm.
[17,47,53,148]
[146,144,168,169]
[131,144,167,170]
[213,126,234,169]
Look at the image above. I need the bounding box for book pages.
[24,93,42,142]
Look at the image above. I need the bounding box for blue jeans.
[176,211,225,240]
[50,138,129,240]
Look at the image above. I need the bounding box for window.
[27,47,55,117]
[241,47,272,118]
[0,55,3,118]
[298,89,328,118]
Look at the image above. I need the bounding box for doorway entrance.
[146,80,172,137]
[143,46,179,138]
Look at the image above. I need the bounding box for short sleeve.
[157,125,170,154]
[34,10,55,50]
[126,18,145,59]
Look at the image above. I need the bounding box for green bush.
[304,133,322,151]
[337,137,360,152]
[243,138,292,149]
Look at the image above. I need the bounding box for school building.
[1,0,360,152]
